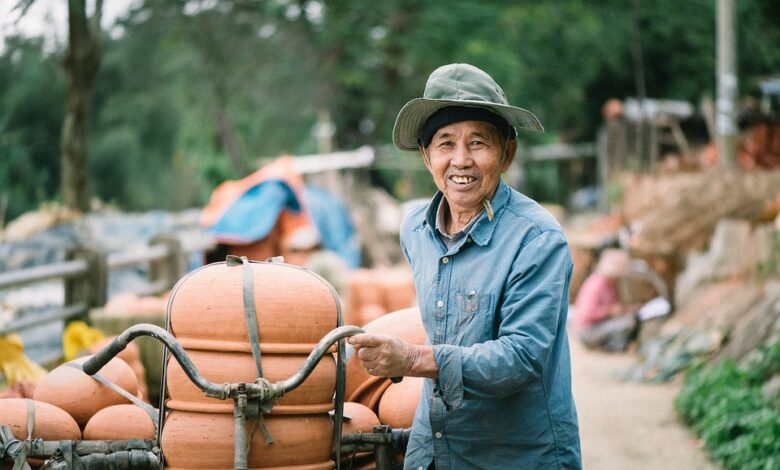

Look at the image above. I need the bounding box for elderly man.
[349,63,581,469]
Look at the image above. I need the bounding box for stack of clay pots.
[346,267,416,327]
[161,260,340,470]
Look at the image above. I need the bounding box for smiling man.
[349,63,582,469]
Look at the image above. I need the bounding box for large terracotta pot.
[345,307,425,402]
[0,398,81,440]
[168,262,338,351]
[378,377,424,429]
[166,350,336,414]
[83,404,156,440]
[33,355,139,428]
[161,411,333,469]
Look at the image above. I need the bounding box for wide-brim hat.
[393,63,544,151]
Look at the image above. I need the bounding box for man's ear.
[501,139,518,172]
[419,146,432,171]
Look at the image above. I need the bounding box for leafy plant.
[676,339,780,469]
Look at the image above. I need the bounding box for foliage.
[675,339,780,470]
[0,36,64,222]
[1,0,780,220]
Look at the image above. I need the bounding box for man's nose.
[451,143,473,167]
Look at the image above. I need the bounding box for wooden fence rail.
[0,232,214,338]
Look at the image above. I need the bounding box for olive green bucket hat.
[392,63,544,151]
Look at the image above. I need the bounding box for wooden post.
[716,0,738,167]
[150,234,185,291]
[65,246,108,322]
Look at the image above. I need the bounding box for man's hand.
[348,333,438,379]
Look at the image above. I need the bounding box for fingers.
[347,333,384,349]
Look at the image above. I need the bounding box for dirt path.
[569,333,718,470]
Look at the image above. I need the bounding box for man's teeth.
[451,175,475,184]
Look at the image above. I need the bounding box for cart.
[0,323,411,470]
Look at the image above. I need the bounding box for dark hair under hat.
[419,106,515,148]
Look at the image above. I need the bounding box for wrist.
[409,345,439,379]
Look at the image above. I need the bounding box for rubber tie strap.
[11,400,34,470]
[64,363,159,430]
[227,255,274,445]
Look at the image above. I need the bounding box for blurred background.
[1,0,778,219]
[1,1,779,469]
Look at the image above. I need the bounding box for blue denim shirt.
[400,181,582,470]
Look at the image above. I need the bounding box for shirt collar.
[423,179,511,247]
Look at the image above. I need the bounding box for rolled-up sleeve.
[434,230,572,405]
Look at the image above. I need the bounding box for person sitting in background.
[573,248,638,352]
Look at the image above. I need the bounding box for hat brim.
[392,98,544,151]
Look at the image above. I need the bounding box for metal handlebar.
[83,323,366,402]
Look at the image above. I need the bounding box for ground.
[569,331,718,470]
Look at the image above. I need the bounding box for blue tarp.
[205,179,360,268]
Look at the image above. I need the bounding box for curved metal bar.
[270,325,364,398]
[83,323,366,402]
[82,323,223,397]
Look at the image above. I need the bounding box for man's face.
[421,120,516,216]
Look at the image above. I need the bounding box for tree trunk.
[61,0,102,213]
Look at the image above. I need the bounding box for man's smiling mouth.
[450,175,476,185]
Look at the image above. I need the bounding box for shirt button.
[435,432,443,439]
[441,256,449,264]
[436,300,444,308]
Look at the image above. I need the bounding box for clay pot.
[161,411,333,469]
[0,398,81,440]
[0,380,36,399]
[378,377,423,429]
[381,268,416,313]
[345,307,424,402]
[0,399,81,470]
[33,355,139,428]
[361,379,392,413]
[89,338,148,401]
[168,262,338,351]
[89,337,141,365]
[166,350,336,414]
[83,404,156,440]
[355,304,386,327]
[348,269,385,316]
[341,402,380,435]
[166,463,334,470]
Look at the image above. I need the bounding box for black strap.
[226,255,274,445]
[65,362,159,429]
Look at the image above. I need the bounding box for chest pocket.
[454,290,494,345]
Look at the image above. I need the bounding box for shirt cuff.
[432,344,463,408]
